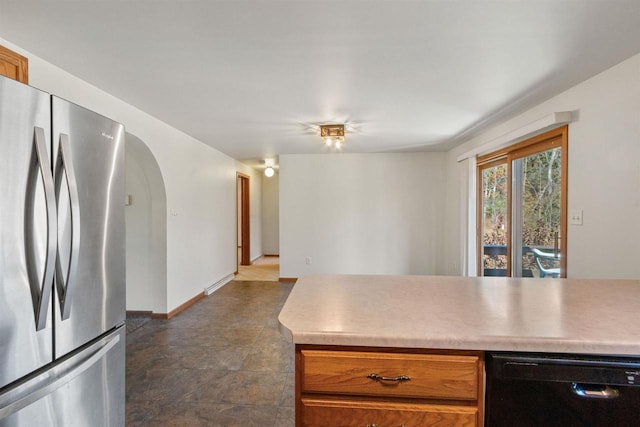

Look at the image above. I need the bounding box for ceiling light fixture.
[320,124,345,148]
[263,158,276,177]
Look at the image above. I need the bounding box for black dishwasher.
[486,352,640,427]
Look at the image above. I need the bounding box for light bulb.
[324,137,332,146]
[264,167,275,177]
[335,140,341,149]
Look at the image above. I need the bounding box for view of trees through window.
[481,163,507,271]
[521,148,562,249]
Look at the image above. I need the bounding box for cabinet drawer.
[301,350,479,400]
[302,398,478,427]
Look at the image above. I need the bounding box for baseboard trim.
[205,273,235,295]
[279,277,297,283]
[126,310,153,317]
[263,254,279,257]
[152,291,205,320]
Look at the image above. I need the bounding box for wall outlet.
[305,257,312,265]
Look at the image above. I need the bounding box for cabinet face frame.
[0,45,29,84]
[295,345,485,427]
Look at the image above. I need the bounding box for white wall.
[262,173,280,255]
[280,153,445,278]
[1,38,261,313]
[444,53,640,279]
[125,133,167,313]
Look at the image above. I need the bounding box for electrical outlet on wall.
[305,257,312,265]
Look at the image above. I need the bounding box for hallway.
[235,256,280,282]
[125,280,295,426]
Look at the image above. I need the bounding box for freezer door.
[0,76,54,389]
[52,97,125,358]
[0,326,125,427]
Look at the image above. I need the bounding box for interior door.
[237,173,250,266]
[0,76,53,388]
[52,97,126,358]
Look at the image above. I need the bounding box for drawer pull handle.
[367,373,411,382]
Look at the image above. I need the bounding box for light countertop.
[278,274,640,355]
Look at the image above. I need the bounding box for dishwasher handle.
[572,383,620,399]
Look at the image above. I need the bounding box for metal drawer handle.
[571,383,620,399]
[0,331,120,419]
[367,373,411,382]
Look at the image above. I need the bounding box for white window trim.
[457,112,572,163]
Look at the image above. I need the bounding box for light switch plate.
[570,209,583,225]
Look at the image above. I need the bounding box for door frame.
[236,173,250,268]
[476,125,568,277]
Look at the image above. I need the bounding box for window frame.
[476,125,568,278]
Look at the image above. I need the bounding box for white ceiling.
[1,1,639,167]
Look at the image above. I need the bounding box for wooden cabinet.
[0,45,29,84]
[302,399,477,427]
[296,346,484,427]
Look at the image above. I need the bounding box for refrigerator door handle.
[0,330,120,420]
[54,133,81,320]
[24,126,57,331]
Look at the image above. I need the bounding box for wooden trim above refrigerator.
[0,44,29,84]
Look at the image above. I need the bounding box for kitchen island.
[278,274,640,426]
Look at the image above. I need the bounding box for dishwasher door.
[486,352,640,427]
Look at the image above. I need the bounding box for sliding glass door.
[478,126,568,278]
[479,161,508,276]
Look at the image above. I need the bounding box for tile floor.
[235,256,280,282]
[126,280,295,426]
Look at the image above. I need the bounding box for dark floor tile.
[156,402,279,427]
[222,371,288,406]
[197,325,265,347]
[126,316,151,334]
[126,366,152,402]
[280,372,295,407]
[275,406,295,427]
[125,399,162,426]
[129,324,263,348]
[135,368,235,402]
[127,344,253,371]
[126,280,296,425]
[241,331,294,372]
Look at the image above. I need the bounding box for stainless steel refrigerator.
[0,74,125,426]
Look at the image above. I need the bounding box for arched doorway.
[125,133,167,314]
